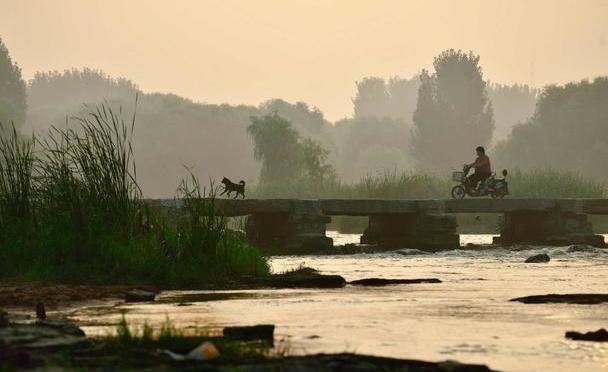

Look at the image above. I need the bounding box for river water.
[70,233,608,372]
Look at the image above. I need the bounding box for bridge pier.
[494,211,605,247]
[245,201,333,254]
[361,213,459,252]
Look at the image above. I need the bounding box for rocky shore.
[0,316,495,371]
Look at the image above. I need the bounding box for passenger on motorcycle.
[465,146,491,191]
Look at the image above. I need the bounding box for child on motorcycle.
[465,146,492,191]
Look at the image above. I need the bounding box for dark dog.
[220,177,245,199]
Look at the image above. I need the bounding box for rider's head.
[476,146,485,156]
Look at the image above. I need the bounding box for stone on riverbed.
[350,278,442,286]
[242,267,346,289]
[0,309,8,327]
[262,275,346,288]
[524,253,550,263]
[223,324,274,342]
[125,289,156,303]
[0,320,88,350]
[565,328,608,342]
[510,294,608,304]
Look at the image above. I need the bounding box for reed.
[0,103,269,285]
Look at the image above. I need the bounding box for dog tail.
[239,180,245,185]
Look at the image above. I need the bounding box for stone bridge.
[147,198,608,253]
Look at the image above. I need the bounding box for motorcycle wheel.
[451,185,466,199]
[491,191,505,199]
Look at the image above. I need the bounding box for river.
[69,233,608,372]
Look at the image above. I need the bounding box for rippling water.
[71,233,608,372]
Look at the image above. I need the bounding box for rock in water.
[510,293,608,304]
[0,320,88,349]
[125,289,155,303]
[187,341,220,360]
[223,324,275,342]
[525,253,550,263]
[350,278,442,286]
[0,308,8,327]
[35,302,46,320]
[565,328,608,342]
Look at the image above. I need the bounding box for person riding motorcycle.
[465,146,491,191]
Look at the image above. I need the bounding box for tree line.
[1,35,606,196]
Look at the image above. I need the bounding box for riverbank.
[0,315,495,371]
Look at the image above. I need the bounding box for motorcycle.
[451,165,509,199]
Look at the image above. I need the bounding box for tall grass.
[0,103,268,286]
[252,168,604,199]
[0,124,35,227]
[508,169,605,198]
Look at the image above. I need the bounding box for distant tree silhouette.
[495,77,608,180]
[352,76,418,121]
[487,83,538,142]
[334,116,411,181]
[247,112,336,189]
[27,68,138,109]
[247,112,301,184]
[411,49,494,171]
[353,77,391,118]
[259,98,334,150]
[0,37,26,130]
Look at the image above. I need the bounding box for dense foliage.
[495,78,608,181]
[0,104,268,285]
[248,113,337,196]
[0,37,27,130]
[411,50,494,172]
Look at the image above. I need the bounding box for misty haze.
[0,1,607,371]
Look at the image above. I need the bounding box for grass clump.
[102,315,275,360]
[0,103,269,286]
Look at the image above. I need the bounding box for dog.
[220,177,245,199]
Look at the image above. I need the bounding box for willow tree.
[247,112,301,184]
[411,49,494,171]
[0,37,27,130]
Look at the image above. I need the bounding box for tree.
[352,76,419,121]
[299,138,336,185]
[258,98,334,151]
[247,112,301,184]
[411,50,494,172]
[27,68,138,110]
[487,83,538,142]
[495,77,608,180]
[353,77,391,118]
[247,113,336,193]
[334,116,412,181]
[0,37,27,130]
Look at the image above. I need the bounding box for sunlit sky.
[1,0,607,120]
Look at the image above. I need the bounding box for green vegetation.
[248,112,338,197]
[495,77,608,181]
[253,167,604,200]
[0,37,27,130]
[103,315,274,359]
[412,49,494,172]
[0,103,269,286]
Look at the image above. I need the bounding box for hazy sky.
[1,0,607,120]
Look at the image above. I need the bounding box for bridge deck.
[147,198,608,216]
